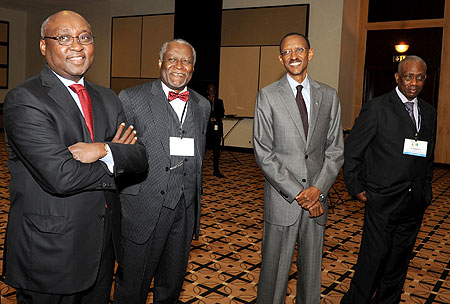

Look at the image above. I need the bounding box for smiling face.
[279,34,313,83]
[158,41,194,92]
[40,11,94,82]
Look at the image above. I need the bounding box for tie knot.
[168,90,189,102]
[296,84,303,93]
[69,83,86,94]
[404,101,414,111]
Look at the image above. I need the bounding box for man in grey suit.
[113,39,210,303]
[253,32,344,303]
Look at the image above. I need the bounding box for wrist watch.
[318,193,325,202]
[103,143,110,154]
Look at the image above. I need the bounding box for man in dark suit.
[206,83,225,177]
[341,55,436,304]
[113,39,210,304]
[253,32,344,303]
[3,10,147,304]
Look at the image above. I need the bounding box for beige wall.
[110,0,173,16]
[224,0,344,90]
[0,8,27,103]
[338,0,360,129]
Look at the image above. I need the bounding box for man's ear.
[40,39,46,56]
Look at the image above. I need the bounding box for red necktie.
[168,90,190,102]
[296,85,309,137]
[69,84,94,141]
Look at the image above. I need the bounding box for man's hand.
[69,142,106,164]
[296,186,324,218]
[355,191,367,203]
[112,123,137,144]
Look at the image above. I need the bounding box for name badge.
[170,137,195,156]
[403,138,427,157]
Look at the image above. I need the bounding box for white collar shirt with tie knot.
[396,86,420,131]
[287,74,311,120]
[161,81,189,124]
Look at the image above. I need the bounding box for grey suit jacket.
[118,79,210,244]
[253,74,344,226]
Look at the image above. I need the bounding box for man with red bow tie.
[113,39,210,304]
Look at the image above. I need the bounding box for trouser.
[114,196,195,304]
[341,194,424,304]
[257,209,325,304]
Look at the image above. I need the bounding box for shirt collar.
[161,81,188,99]
[51,70,85,87]
[395,86,418,105]
[287,74,310,96]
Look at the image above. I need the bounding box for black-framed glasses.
[280,47,309,57]
[41,33,94,46]
[401,73,426,82]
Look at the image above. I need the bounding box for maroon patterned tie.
[296,85,309,137]
[69,84,94,141]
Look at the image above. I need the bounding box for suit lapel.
[86,82,106,143]
[278,75,307,143]
[308,79,323,147]
[149,80,171,157]
[41,66,87,141]
[390,90,417,133]
[188,89,203,166]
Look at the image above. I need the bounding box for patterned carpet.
[0,137,449,303]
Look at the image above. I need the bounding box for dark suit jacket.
[118,79,210,244]
[207,97,225,144]
[344,89,437,214]
[3,66,147,294]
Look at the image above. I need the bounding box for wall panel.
[219,47,260,117]
[141,14,174,78]
[111,17,142,77]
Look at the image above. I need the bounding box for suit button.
[302,179,306,182]
[305,155,308,159]
[185,158,188,162]
[183,172,187,176]
[165,167,169,171]
[99,215,105,221]
[101,183,107,188]
[161,190,165,195]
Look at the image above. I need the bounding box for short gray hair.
[398,55,427,74]
[159,39,196,65]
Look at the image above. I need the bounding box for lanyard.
[179,101,188,138]
[414,106,422,140]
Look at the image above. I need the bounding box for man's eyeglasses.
[41,33,94,46]
[401,73,426,82]
[280,47,308,57]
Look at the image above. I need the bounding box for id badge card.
[403,138,427,157]
[170,137,195,156]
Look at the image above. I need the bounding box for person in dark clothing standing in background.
[206,83,225,178]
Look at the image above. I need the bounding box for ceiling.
[0,0,95,11]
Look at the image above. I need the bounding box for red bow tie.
[168,90,189,102]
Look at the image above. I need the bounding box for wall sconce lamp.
[395,43,409,53]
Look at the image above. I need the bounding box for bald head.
[397,55,427,74]
[41,10,91,38]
